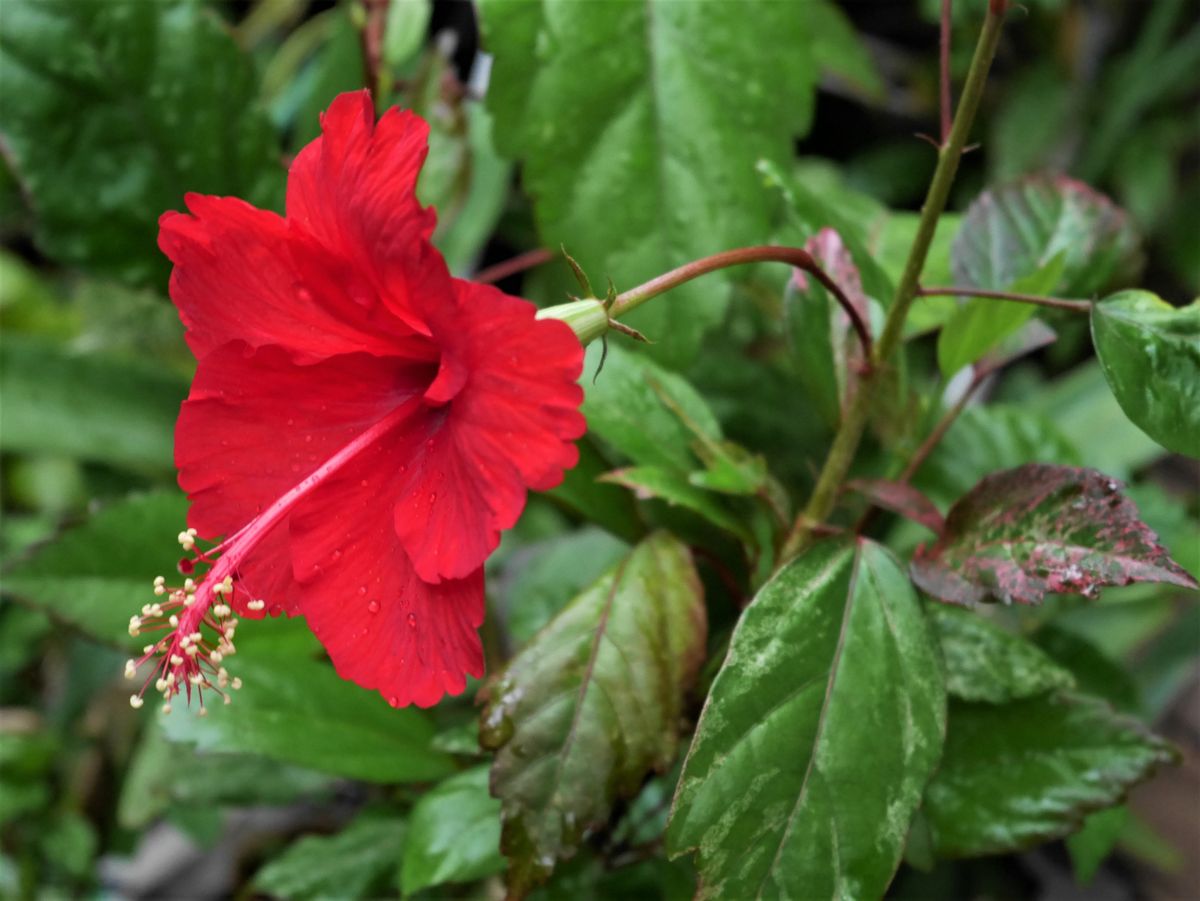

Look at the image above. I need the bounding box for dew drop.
[304,435,312,443]
[331,549,342,561]
[360,479,368,487]
[407,613,417,628]
[387,695,400,708]
[429,492,437,502]
[358,586,367,596]
[367,600,381,614]
[286,418,294,426]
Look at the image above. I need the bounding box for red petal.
[394,281,587,582]
[286,91,441,335]
[289,444,486,707]
[159,194,432,363]
[175,342,435,615]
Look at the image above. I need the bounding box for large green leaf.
[929,604,1074,703]
[401,766,505,895]
[480,0,818,364]
[2,492,187,649]
[0,0,283,286]
[667,539,945,899]
[924,693,1176,857]
[160,653,453,784]
[480,533,706,894]
[254,813,407,901]
[1091,291,1200,458]
[0,336,187,472]
[912,464,1197,606]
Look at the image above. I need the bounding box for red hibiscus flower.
[124,91,586,712]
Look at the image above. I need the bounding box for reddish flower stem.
[475,248,556,285]
[918,285,1092,313]
[939,0,953,145]
[608,245,873,360]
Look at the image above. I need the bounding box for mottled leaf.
[667,539,945,900]
[401,766,505,895]
[1091,291,1200,458]
[846,479,944,534]
[952,175,1141,298]
[912,464,1197,605]
[480,533,706,894]
[928,604,1074,703]
[254,813,406,901]
[0,0,283,286]
[924,693,1176,857]
[481,1,818,363]
[1032,626,1142,714]
[0,336,187,473]
[160,653,453,784]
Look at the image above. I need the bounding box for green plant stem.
[917,285,1092,313]
[779,3,1007,564]
[609,245,872,359]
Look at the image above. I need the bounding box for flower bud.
[536,298,608,346]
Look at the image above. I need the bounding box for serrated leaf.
[583,343,720,474]
[952,175,1141,298]
[0,336,187,472]
[928,604,1074,703]
[255,813,407,901]
[481,0,818,364]
[160,653,453,784]
[912,464,1197,606]
[2,492,188,649]
[924,693,1176,858]
[1091,291,1200,458]
[480,533,706,894]
[0,0,283,286]
[667,539,945,900]
[401,766,505,895]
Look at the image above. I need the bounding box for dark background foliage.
[0,0,1196,898]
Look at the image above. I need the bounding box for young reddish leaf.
[912,464,1197,606]
[846,478,944,534]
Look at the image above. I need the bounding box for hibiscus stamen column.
[125,401,418,712]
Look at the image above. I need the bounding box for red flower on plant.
[124,91,585,711]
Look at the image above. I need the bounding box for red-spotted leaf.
[846,478,944,534]
[911,464,1197,606]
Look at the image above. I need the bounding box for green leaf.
[1032,626,1142,714]
[924,693,1176,857]
[1067,804,1129,885]
[0,0,283,286]
[929,604,1075,703]
[291,5,365,149]
[255,813,407,901]
[667,539,945,899]
[480,533,706,894]
[401,766,505,895]
[2,492,187,649]
[912,464,1197,606]
[809,0,884,100]
[1027,361,1164,479]
[382,0,431,71]
[544,438,643,543]
[0,336,187,472]
[481,0,818,364]
[916,405,1081,508]
[937,252,1065,378]
[599,467,750,543]
[1091,291,1200,458]
[583,343,720,474]
[160,652,453,783]
[951,175,1141,298]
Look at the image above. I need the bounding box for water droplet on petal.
[358,586,367,596]
[304,435,312,443]
[407,613,417,628]
[367,600,381,614]
[387,695,399,708]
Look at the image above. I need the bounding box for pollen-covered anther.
[247,599,266,611]
[129,695,144,709]
[153,575,167,596]
[124,660,137,679]
[178,528,198,551]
